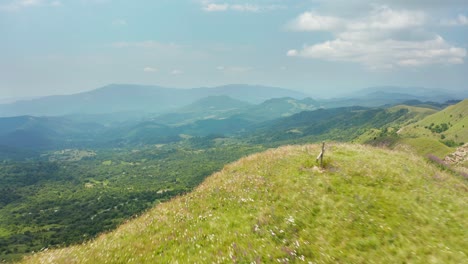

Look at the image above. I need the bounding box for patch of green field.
[397,137,454,158]
[22,143,467,264]
[388,104,437,116]
[354,105,439,145]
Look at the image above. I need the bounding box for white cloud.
[287,6,466,69]
[201,1,283,12]
[19,0,41,6]
[289,6,426,32]
[0,0,41,11]
[170,69,183,75]
[286,49,298,56]
[441,14,468,26]
[143,67,158,73]
[0,0,62,11]
[230,4,260,12]
[308,0,468,10]
[287,12,343,31]
[203,3,228,12]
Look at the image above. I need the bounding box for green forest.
[0,141,264,261]
[1,99,467,262]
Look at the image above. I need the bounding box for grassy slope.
[396,137,453,158]
[356,101,467,159]
[22,144,467,263]
[388,105,438,123]
[354,105,437,143]
[354,105,436,143]
[399,99,468,144]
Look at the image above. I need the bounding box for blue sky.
[1,0,468,98]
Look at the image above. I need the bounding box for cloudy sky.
[1,0,467,98]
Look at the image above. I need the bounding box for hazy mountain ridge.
[0,84,308,117]
[236,97,320,122]
[248,106,410,144]
[2,84,465,118]
[320,86,466,108]
[1,99,464,154]
[152,95,252,125]
[0,116,105,150]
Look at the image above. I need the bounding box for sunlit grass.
[22,143,467,263]
[399,99,468,144]
[397,137,454,158]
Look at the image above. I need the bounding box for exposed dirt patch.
[444,143,468,165]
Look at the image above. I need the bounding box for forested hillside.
[0,95,466,262]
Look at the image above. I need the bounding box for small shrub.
[441,139,458,147]
[427,154,447,168]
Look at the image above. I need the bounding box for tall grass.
[23,143,467,264]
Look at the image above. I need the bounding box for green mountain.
[398,99,468,144]
[2,100,466,262]
[178,95,251,112]
[153,95,251,125]
[22,143,467,263]
[237,97,320,122]
[321,87,465,108]
[0,116,105,150]
[249,106,410,145]
[102,121,181,146]
[0,105,422,152]
[351,86,464,102]
[0,142,263,262]
[356,100,468,159]
[388,99,467,160]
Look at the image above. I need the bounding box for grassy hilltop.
[22,143,467,263]
[355,100,467,159]
[397,99,468,158]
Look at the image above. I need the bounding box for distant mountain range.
[0,84,307,117]
[322,86,466,108]
[1,84,465,118]
[0,83,466,155]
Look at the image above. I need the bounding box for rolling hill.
[237,97,320,122]
[153,96,321,127]
[396,99,468,158]
[398,99,468,143]
[152,96,252,125]
[22,143,467,263]
[0,116,105,150]
[248,106,411,145]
